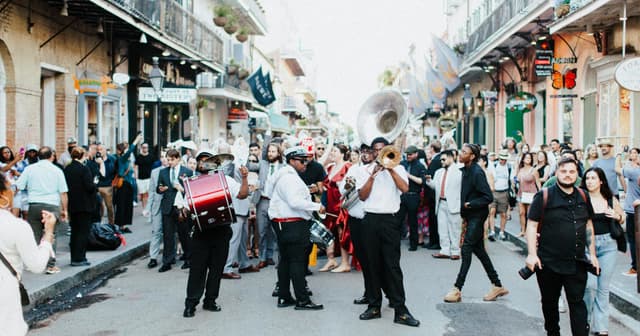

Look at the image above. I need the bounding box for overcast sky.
[263,0,446,127]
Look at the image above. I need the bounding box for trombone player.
[356,137,420,327]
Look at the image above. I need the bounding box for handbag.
[521,192,535,205]
[111,166,130,189]
[0,251,30,306]
[606,198,627,253]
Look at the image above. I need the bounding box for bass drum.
[309,219,334,248]
[183,171,236,231]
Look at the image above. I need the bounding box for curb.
[496,226,640,323]
[27,240,150,307]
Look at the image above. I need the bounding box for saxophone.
[340,176,359,210]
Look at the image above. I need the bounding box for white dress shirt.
[268,165,321,220]
[0,210,52,336]
[338,163,367,219]
[262,162,283,199]
[359,163,408,214]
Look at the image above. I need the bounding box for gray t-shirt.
[623,164,640,213]
[592,157,618,196]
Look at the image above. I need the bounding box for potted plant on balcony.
[236,27,249,43]
[237,68,250,80]
[224,17,239,35]
[213,4,232,27]
[227,60,238,75]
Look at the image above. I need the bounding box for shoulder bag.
[0,251,30,306]
[607,198,627,253]
[111,166,130,189]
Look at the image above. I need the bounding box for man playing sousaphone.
[356,137,420,327]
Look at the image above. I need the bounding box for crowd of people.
[1,129,639,334]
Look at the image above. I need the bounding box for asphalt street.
[28,238,639,336]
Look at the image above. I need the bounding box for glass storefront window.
[598,80,631,148]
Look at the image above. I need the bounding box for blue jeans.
[584,234,618,333]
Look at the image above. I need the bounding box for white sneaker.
[558,297,567,313]
[488,231,496,242]
[142,210,150,217]
[499,232,506,241]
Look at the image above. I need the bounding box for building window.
[562,99,573,143]
[598,80,632,147]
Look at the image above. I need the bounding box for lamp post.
[149,56,165,155]
[463,84,473,143]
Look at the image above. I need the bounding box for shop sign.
[553,57,577,64]
[615,57,640,92]
[73,75,117,95]
[228,107,248,121]
[549,94,578,98]
[535,40,554,77]
[437,115,456,131]
[506,92,537,113]
[138,87,197,103]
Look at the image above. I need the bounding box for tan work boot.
[444,287,461,303]
[483,285,509,301]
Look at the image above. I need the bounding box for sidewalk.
[494,208,640,322]
[22,206,151,308]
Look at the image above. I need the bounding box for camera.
[518,265,540,280]
[96,152,102,158]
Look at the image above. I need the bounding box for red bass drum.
[183,171,236,231]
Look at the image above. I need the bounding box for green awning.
[269,111,291,133]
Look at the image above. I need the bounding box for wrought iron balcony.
[465,0,547,58]
[226,0,268,35]
[105,0,224,65]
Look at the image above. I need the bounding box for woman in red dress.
[318,144,352,272]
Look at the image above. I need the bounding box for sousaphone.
[357,89,409,147]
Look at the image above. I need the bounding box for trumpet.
[376,145,401,169]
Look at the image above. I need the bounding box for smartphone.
[19,147,25,155]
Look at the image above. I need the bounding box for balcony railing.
[281,95,309,117]
[465,0,545,58]
[106,0,223,65]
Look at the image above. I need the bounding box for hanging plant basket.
[213,5,232,27]
[237,69,249,80]
[213,16,228,27]
[224,23,238,35]
[227,64,238,75]
[236,33,248,43]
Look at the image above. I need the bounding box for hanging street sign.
[615,57,640,92]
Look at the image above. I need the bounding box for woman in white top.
[0,209,57,336]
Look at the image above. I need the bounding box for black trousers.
[114,182,133,227]
[69,212,92,262]
[626,212,637,271]
[398,193,420,248]
[362,212,408,314]
[273,220,311,303]
[349,215,369,297]
[185,226,232,308]
[162,211,192,265]
[426,194,439,247]
[455,215,502,290]
[536,262,589,336]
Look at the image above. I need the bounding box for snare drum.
[183,171,236,231]
[309,219,334,248]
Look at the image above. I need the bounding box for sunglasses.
[295,158,308,164]
[249,160,259,163]
[316,147,325,150]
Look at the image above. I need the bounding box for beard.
[557,179,575,188]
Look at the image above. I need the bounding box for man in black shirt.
[526,157,599,336]
[444,143,508,303]
[398,145,427,251]
[135,143,155,216]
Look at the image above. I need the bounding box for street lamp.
[149,56,165,154]
[463,84,473,143]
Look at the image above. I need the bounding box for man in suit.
[146,154,168,268]
[64,146,97,266]
[251,137,284,268]
[425,150,463,259]
[157,149,193,272]
[425,140,443,250]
